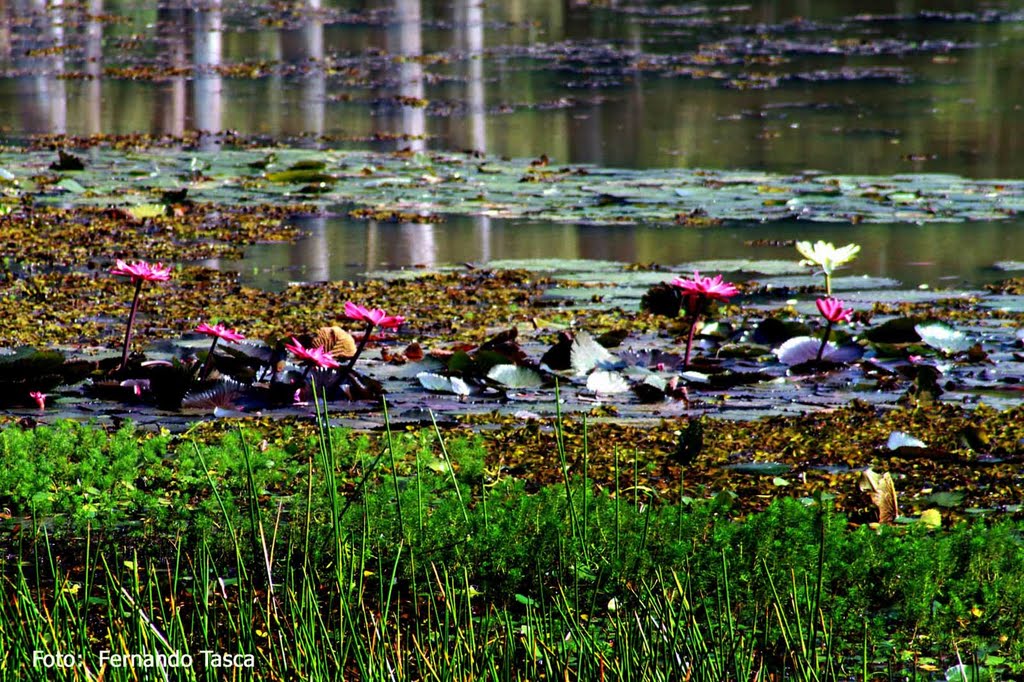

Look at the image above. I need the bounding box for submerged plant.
[110,259,172,372]
[815,297,853,361]
[670,272,738,368]
[195,322,245,382]
[342,301,405,378]
[796,240,860,295]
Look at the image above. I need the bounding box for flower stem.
[118,280,144,373]
[825,273,832,297]
[816,321,834,362]
[197,337,220,382]
[683,313,701,369]
[341,323,375,381]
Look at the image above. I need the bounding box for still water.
[2,0,1023,285]
[227,212,1024,289]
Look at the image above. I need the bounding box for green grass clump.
[1,416,1022,680]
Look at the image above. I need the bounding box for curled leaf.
[858,468,899,525]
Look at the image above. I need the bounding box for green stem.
[816,320,834,362]
[118,279,144,373]
[196,337,220,382]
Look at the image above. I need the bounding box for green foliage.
[2,418,1024,676]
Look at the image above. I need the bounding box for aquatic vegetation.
[815,296,854,361]
[194,321,245,381]
[342,301,405,380]
[796,240,861,295]
[343,301,405,330]
[109,259,172,372]
[670,271,739,368]
[284,337,341,371]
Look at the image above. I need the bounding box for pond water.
[229,211,1024,289]
[2,0,1023,283]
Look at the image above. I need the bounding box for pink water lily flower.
[195,322,245,382]
[285,338,341,369]
[670,272,739,305]
[110,259,172,283]
[814,297,854,362]
[816,297,854,324]
[29,391,47,410]
[196,322,246,343]
[344,302,405,330]
[669,272,739,368]
[111,259,172,373]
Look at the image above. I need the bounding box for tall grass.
[0,404,1019,680]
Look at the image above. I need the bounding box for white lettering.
[201,651,255,668]
[33,651,76,668]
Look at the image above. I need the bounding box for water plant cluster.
[10,234,1015,427]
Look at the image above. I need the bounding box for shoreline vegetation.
[2,405,1023,680]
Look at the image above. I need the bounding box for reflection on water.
[230,213,1024,290]
[1,0,1023,289]
[193,1,222,151]
[0,0,1021,178]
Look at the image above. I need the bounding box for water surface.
[2,0,1023,284]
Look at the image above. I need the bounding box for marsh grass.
[0,407,1021,680]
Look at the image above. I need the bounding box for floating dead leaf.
[315,326,357,358]
[404,343,425,362]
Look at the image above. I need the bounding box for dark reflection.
[155,8,188,138]
[84,0,102,135]
[12,0,67,134]
[192,0,223,150]
[380,0,426,151]
[281,0,325,145]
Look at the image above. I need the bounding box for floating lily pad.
[417,372,470,396]
[887,431,927,450]
[915,322,973,354]
[676,259,808,276]
[570,332,621,376]
[486,364,544,389]
[586,371,630,394]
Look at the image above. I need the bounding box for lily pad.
[486,364,545,389]
[915,322,973,354]
[586,371,630,394]
[570,332,621,376]
[417,373,470,396]
[887,431,927,450]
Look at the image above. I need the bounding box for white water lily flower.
[795,240,860,275]
[795,240,860,294]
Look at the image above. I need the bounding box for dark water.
[2,0,1023,284]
